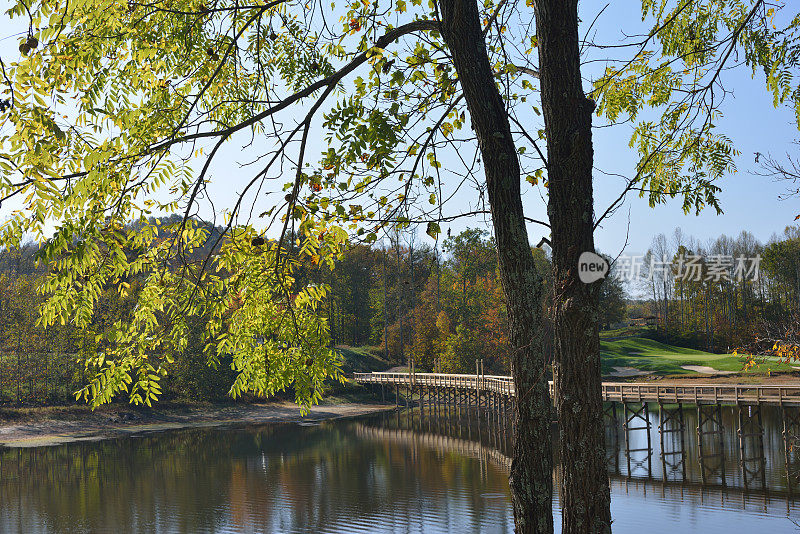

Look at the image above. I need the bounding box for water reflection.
[604,403,798,491]
[0,405,799,533]
[0,420,513,533]
[363,404,800,533]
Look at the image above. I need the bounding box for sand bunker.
[681,365,736,375]
[608,366,653,377]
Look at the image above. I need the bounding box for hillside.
[336,346,392,374]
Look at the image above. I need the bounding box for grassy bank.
[599,336,794,376]
[336,346,391,373]
[334,337,794,378]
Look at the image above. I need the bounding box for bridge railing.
[601,382,800,405]
[353,372,800,406]
[353,372,516,394]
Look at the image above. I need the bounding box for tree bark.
[533,1,613,533]
[438,1,553,533]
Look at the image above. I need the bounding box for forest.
[636,226,800,356]
[2,221,798,405]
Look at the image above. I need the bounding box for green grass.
[335,345,392,374]
[599,326,655,339]
[599,337,795,376]
[334,337,795,380]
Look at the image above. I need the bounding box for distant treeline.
[2,219,797,405]
[0,222,626,404]
[633,226,800,353]
[321,227,626,374]
[323,225,800,366]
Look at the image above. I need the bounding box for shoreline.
[5,372,799,449]
[0,399,396,449]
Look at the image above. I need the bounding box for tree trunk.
[395,235,405,363]
[663,279,669,334]
[533,1,612,533]
[383,244,389,358]
[438,1,553,533]
[410,236,416,367]
[330,297,336,345]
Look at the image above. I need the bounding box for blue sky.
[556,2,799,257]
[1,2,798,257]
[590,59,799,256]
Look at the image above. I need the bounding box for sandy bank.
[0,400,395,448]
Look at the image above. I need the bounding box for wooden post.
[475,359,480,395]
[697,404,706,485]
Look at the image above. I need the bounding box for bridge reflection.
[356,371,800,496]
[352,398,800,510]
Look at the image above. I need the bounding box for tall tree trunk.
[410,236,416,367]
[795,260,800,313]
[436,245,441,311]
[395,235,405,364]
[438,2,553,533]
[663,279,669,334]
[383,244,389,358]
[705,285,711,350]
[330,297,336,345]
[533,1,612,533]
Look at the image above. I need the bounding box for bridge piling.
[658,402,687,481]
[737,403,767,489]
[623,402,653,477]
[354,371,800,488]
[697,403,726,486]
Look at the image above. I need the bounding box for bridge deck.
[353,372,800,406]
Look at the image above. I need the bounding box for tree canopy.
[1,0,799,410]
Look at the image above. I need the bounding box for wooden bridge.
[354,371,800,493]
[353,421,800,501]
[353,371,800,406]
[354,371,800,491]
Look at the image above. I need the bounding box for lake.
[1,405,799,533]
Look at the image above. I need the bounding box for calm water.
[1,406,799,533]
